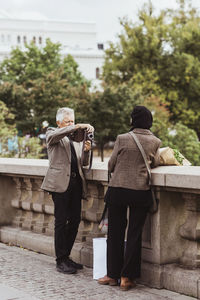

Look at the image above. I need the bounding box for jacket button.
[67,174,69,176]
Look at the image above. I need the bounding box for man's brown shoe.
[98,275,118,286]
[120,277,136,291]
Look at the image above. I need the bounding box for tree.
[87,85,143,161]
[158,1,200,135]
[143,96,171,142]
[166,123,200,166]
[143,96,200,165]
[103,2,167,92]
[0,100,43,158]
[17,136,43,159]
[0,39,89,134]
[102,0,200,138]
[0,100,16,147]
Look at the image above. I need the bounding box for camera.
[70,128,94,171]
[70,128,94,143]
[86,131,94,142]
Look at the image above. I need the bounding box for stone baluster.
[43,191,54,236]
[82,181,107,244]
[77,192,93,242]
[11,175,54,236]
[179,192,200,268]
[11,177,23,227]
[74,180,107,267]
[31,178,46,233]
[21,177,33,230]
[11,177,22,208]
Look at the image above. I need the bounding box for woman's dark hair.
[130,105,153,130]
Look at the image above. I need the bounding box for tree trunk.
[97,147,101,157]
[100,143,104,162]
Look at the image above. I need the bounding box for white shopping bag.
[93,237,107,280]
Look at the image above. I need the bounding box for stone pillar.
[21,178,33,230]
[82,181,107,244]
[31,178,46,233]
[0,175,16,225]
[11,177,22,208]
[73,180,107,267]
[179,193,200,268]
[43,190,54,236]
[11,177,23,227]
[140,189,187,288]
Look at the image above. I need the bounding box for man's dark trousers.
[52,176,82,263]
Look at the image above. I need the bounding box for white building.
[0,10,104,88]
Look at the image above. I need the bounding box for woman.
[98,106,161,291]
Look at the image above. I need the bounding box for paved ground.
[0,242,195,300]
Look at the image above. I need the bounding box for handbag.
[129,131,158,214]
[98,203,108,234]
[98,172,111,234]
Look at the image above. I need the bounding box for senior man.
[41,107,94,274]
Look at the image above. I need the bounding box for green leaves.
[0,39,89,134]
[166,123,200,165]
[101,1,200,164]
[0,100,16,139]
[102,0,200,142]
[84,85,143,160]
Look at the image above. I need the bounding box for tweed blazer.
[41,125,89,198]
[108,128,161,191]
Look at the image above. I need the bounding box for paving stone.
[0,242,195,300]
[0,283,40,300]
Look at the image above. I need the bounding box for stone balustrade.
[0,158,200,298]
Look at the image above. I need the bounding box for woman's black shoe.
[65,257,83,270]
[56,261,77,274]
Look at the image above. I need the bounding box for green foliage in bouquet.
[173,148,184,165]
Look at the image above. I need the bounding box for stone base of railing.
[0,226,93,267]
[1,225,200,298]
[140,261,200,298]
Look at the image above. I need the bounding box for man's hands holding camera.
[84,140,91,152]
[75,123,94,152]
[76,123,94,133]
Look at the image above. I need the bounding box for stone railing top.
[151,165,200,190]
[0,158,200,190]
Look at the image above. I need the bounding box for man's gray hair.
[56,107,74,122]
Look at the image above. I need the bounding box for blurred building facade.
[0,10,104,88]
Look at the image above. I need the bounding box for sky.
[0,0,200,44]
